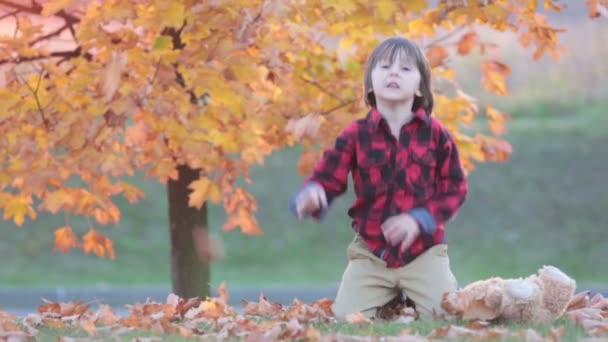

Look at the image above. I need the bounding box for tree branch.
[0,8,18,21]
[20,68,49,129]
[29,22,69,46]
[0,0,79,23]
[299,76,342,101]
[424,26,466,49]
[0,46,89,65]
[320,98,357,116]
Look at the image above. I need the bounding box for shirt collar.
[368,107,431,131]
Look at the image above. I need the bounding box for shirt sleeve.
[408,127,468,235]
[289,124,356,220]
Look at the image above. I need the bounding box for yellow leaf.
[120,182,145,204]
[43,189,75,214]
[83,229,115,259]
[41,0,74,16]
[101,52,128,103]
[188,177,222,209]
[406,0,429,14]
[223,206,263,235]
[3,195,36,226]
[162,2,186,28]
[54,226,80,253]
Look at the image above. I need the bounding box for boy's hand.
[381,214,420,254]
[294,183,327,219]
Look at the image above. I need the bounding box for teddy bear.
[441,265,577,325]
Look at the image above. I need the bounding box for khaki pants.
[331,234,458,321]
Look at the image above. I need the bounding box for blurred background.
[0,0,606,314]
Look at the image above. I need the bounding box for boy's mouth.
[386,82,400,89]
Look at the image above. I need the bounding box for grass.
[31,317,589,341]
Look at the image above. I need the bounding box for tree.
[0,0,603,298]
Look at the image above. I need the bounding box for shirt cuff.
[408,207,436,236]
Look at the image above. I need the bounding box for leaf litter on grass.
[0,284,606,341]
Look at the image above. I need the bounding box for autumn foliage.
[0,285,606,340]
[0,0,605,258]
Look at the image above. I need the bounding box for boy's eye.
[402,67,410,71]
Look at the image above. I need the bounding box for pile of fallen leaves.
[0,285,606,341]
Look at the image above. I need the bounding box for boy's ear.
[415,89,422,97]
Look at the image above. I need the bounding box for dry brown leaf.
[466,320,490,329]
[567,290,591,311]
[568,308,605,324]
[243,294,284,317]
[516,328,544,342]
[345,311,372,324]
[547,326,566,342]
[96,304,120,325]
[589,293,607,310]
[79,318,97,336]
[590,324,608,337]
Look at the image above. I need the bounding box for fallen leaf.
[96,304,120,325]
[243,294,284,317]
[345,311,372,324]
[567,290,590,311]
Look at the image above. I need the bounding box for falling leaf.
[457,31,478,55]
[425,46,448,68]
[192,226,225,263]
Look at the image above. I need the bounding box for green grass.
[0,99,606,288]
[32,317,589,341]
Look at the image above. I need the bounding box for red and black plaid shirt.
[291,107,468,268]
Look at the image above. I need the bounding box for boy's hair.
[363,37,433,114]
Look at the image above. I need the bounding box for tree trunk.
[167,164,210,299]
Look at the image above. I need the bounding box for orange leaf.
[457,31,478,55]
[83,229,115,259]
[54,226,80,253]
[425,46,448,68]
[345,311,372,324]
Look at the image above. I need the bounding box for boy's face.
[370,51,421,106]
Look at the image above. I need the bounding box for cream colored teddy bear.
[441,265,576,325]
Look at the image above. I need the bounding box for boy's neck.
[376,100,414,135]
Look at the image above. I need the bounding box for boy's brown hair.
[363,37,433,114]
